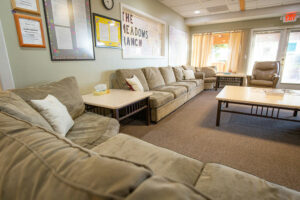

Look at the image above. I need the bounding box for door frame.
[0,20,15,90]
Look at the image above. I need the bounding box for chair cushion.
[181,79,204,86]
[143,67,166,90]
[204,77,217,83]
[0,91,53,131]
[173,67,184,81]
[195,163,300,200]
[149,91,174,108]
[253,61,280,81]
[169,81,197,91]
[116,69,150,91]
[159,67,176,84]
[250,80,273,87]
[12,77,85,120]
[152,85,187,98]
[92,134,204,186]
[66,112,119,149]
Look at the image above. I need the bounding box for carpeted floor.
[120,90,300,191]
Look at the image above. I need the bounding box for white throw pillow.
[31,95,74,136]
[183,70,195,80]
[126,75,144,92]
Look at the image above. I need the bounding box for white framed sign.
[121,4,166,59]
[169,26,188,66]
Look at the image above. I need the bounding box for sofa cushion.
[249,80,273,87]
[169,81,197,91]
[12,77,85,120]
[195,163,300,200]
[66,112,119,149]
[143,67,166,90]
[159,67,176,84]
[116,68,150,91]
[0,91,53,131]
[181,79,204,86]
[152,85,187,98]
[173,67,184,81]
[149,91,174,108]
[92,134,204,186]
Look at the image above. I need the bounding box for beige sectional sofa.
[114,66,204,122]
[0,77,299,200]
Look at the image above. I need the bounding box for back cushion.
[253,62,279,81]
[173,67,184,81]
[0,91,53,131]
[159,67,176,84]
[143,67,166,89]
[116,69,150,91]
[12,77,84,119]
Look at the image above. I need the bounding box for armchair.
[199,66,217,90]
[247,61,280,88]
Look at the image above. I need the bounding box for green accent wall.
[0,0,188,93]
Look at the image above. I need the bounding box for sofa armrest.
[195,72,205,80]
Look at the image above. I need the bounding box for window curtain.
[191,33,213,68]
[225,31,245,73]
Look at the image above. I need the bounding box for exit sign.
[283,12,297,23]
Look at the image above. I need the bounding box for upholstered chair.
[247,61,280,88]
[199,66,217,90]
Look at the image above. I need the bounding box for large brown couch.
[0,77,299,200]
[114,66,204,122]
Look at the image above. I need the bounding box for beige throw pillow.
[31,95,74,136]
[126,75,144,92]
[183,70,195,80]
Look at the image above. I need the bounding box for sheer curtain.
[225,31,244,72]
[191,33,213,67]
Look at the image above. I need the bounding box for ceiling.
[158,0,300,18]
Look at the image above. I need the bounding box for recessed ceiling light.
[194,10,201,14]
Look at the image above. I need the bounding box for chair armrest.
[272,74,280,88]
[195,72,205,80]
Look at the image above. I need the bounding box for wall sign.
[93,14,121,48]
[43,0,95,61]
[169,26,188,66]
[11,0,41,15]
[14,13,46,48]
[121,4,166,58]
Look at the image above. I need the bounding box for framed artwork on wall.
[121,4,166,59]
[43,0,95,61]
[11,0,41,15]
[93,14,122,48]
[13,13,46,48]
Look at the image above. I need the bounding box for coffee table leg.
[240,77,243,86]
[216,100,222,126]
[113,109,120,121]
[146,97,151,125]
[215,77,219,91]
[294,110,298,117]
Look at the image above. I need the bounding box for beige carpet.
[120,90,300,191]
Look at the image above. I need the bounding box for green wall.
[189,17,300,89]
[0,0,188,93]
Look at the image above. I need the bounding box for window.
[281,31,300,84]
[247,31,281,74]
[210,33,230,72]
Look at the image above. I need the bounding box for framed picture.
[13,13,46,48]
[93,14,122,48]
[43,0,95,61]
[11,0,40,15]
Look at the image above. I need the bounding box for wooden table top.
[82,89,152,109]
[216,86,300,109]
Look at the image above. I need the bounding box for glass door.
[247,31,282,74]
[281,30,300,84]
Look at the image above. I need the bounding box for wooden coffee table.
[215,73,245,91]
[82,89,152,125]
[216,86,300,126]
